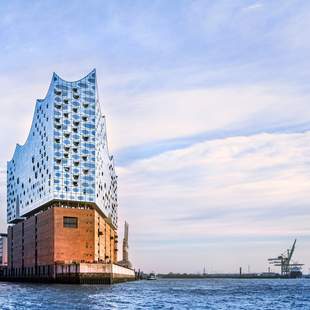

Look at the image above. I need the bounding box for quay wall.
[0,263,135,284]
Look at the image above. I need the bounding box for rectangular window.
[63,216,78,228]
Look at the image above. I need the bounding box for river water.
[0,278,309,309]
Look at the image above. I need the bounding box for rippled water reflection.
[0,278,309,309]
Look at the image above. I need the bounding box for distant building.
[6,70,124,278]
[0,233,8,266]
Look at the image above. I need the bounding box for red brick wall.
[11,222,23,269]
[7,206,118,269]
[94,210,118,264]
[23,216,36,267]
[37,208,54,266]
[7,226,13,268]
[53,207,95,263]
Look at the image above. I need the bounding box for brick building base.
[7,203,119,277]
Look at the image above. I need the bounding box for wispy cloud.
[242,3,263,12]
[118,131,310,272]
[106,82,310,154]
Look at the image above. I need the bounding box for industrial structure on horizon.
[118,221,132,269]
[268,239,304,278]
[3,69,134,283]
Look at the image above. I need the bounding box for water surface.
[0,278,309,309]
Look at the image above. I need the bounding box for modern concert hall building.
[5,70,134,283]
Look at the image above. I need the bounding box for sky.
[0,0,310,274]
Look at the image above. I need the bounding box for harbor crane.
[268,239,304,277]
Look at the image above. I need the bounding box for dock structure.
[268,239,304,277]
[0,263,135,284]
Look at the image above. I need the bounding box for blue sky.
[1,0,310,273]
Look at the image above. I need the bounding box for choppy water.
[0,278,309,309]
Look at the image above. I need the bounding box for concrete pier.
[0,263,135,284]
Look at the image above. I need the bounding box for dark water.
[0,278,309,309]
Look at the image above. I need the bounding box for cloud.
[105,83,310,152]
[242,3,263,12]
[117,131,310,272]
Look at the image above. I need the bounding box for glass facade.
[7,70,118,227]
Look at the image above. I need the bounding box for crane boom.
[287,239,296,264]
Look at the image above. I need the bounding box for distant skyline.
[1,0,310,273]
